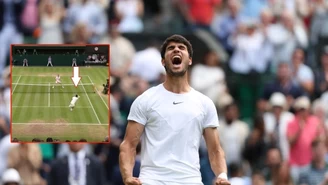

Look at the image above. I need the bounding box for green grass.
[11,66,109,142]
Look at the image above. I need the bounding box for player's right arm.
[119,121,144,185]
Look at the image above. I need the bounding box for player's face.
[161,42,192,77]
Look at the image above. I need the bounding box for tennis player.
[53,74,64,88]
[119,35,230,185]
[69,94,80,111]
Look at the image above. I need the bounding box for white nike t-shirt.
[128,84,219,184]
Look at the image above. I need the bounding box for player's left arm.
[203,128,230,185]
[202,97,230,185]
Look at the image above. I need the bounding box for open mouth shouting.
[172,55,182,66]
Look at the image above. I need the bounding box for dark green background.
[12,45,109,66]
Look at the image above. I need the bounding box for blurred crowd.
[0,0,328,185]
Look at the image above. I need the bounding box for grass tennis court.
[11,66,109,142]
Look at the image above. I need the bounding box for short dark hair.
[160,34,193,59]
[32,138,41,142]
[46,137,53,142]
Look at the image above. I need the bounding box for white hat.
[269,92,287,108]
[1,168,21,184]
[293,96,311,110]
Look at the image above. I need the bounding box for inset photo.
[10,44,110,143]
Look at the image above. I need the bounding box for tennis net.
[12,83,96,93]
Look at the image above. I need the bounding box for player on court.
[53,74,64,88]
[119,35,230,185]
[47,56,53,66]
[69,94,79,111]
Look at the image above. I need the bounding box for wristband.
[218,172,228,180]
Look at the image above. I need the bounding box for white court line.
[48,83,50,107]
[81,80,101,124]
[12,75,21,94]
[87,75,109,110]
[12,123,108,125]
[13,106,92,108]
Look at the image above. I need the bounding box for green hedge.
[13,54,87,66]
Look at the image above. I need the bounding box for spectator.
[39,142,55,180]
[266,10,308,71]
[287,96,322,184]
[308,0,328,69]
[129,40,165,85]
[262,146,283,184]
[64,0,108,43]
[47,143,106,185]
[227,163,251,185]
[0,134,19,178]
[7,143,44,185]
[290,48,314,95]
[179,0,221,31]
[20,0,39,37]
[100,20,136,78]
[218,101,249,166]
[213,0,241,55]
[299,139,328,185]
[190,51,227,104]
[314,47,328,98]
[263,92,294,161]
[251,171,266,185]
[1,168,22,185]
[239,0,268,19]
[0,0,24,74]
[114,0,144,33]
[258,62,305,113]
[70,23,90,44]
[271,161,294,185]
[32,138,42,142]
[229,18,272,75]
[268,0,310,19]
[243,115,268,171]
[37,0,64,44]
[311,99,328,143]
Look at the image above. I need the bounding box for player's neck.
[163,75,191,94]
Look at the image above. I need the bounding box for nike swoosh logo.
[173,101,183,105]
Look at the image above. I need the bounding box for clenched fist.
[124,177,142,185]
[215,178,231,185]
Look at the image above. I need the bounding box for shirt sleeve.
[202,97,219,129]
[298,66,314,82]
[127,94,148,125]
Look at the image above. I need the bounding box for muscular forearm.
[119,141,137,182]
[208,146,227,177]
